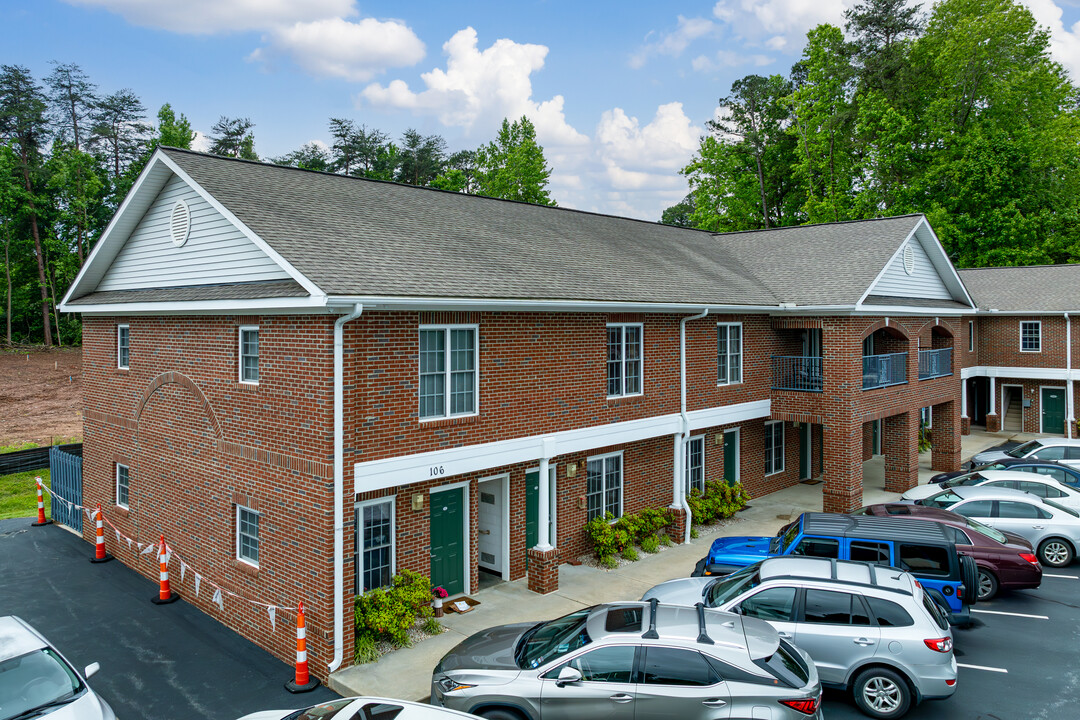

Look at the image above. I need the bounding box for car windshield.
[0,648,81,720]
[282,699,358,720]
[706,565,762,607]
[1045,499,1080,518]
[1006,440,1042,459]
[778,521,801,553]
[944,473,985,488]
[956,515,1008,544]
[516,607,592,669]
[921,490,963,509]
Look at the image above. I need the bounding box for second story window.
[117,325,130,369]
[717,323,742,385]
[239,326,259,383]
[236,505,260,566]
[1020,321,1041,353]
[968,320,974,352]
[419,326,477,419]
[607,324,642,397]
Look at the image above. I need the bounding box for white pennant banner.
[267,606,276,632]
[163,549,172,566]
[140,543,155,556]
[126,537,132,550]
[194,574,201,597]
[212,588,223,612]
[180,560,187,582]
[115,529,121,543]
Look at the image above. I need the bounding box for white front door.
[477,476,506,577]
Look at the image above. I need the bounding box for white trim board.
[353,399,771,493]
[962,366,1080,381]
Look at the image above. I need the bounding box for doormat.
[447,596,481,614]
[800,479,823,485]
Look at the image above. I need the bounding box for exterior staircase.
[1002,392,1023,432]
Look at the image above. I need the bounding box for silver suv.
[643,557,957,719]
[430,601,822,720]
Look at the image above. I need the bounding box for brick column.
[862,422,874,461]
[883,411,919,493]
[931,401,961,472]
[823,421,864,512]
[527,547,560,594]
[669,507,687,544]
[985,414,1001,432]
[961,416,971,435]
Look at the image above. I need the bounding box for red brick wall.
[975,316,1070,369]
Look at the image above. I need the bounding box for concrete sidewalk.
[328,428,1017,701]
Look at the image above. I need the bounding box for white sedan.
[238,697,480,720]
[901,470,1080,510]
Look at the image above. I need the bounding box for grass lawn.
[0,469,51,521]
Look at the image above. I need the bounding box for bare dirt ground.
[0,347,82,447]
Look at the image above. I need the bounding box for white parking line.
[970,609,1050,620]
[1042,573,1078,579]
[957,663,1009,674]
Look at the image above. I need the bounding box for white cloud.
[630,15,715,68]
[596,103,700,175]
[712,0,848,47]
[191,131,210,153]
[64,0,357,34]
[1023,0,1080,79]
[691,51,774,73]
[250,17,425,81]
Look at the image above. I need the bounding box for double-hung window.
[764,421,784,476]
[717,323,742,385]
[236,505,259,566]
[686,436,705,494]
[116,464,130,508]
[607,324,642,397]
[239,327,259,383]
[586,452,623,521]
[356,498,394,593]
[1020,321,1041,353]
[419,326,478,419]
[117,325,130,369]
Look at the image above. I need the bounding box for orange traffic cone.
[285,601,320,693]
[31,477,51,526]
[89,505,113,563]
[151,534,178,604]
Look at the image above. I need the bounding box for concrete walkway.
[328,428,1020,701]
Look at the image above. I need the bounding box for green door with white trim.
[1041,388,1066,435]
[723,431,738,484]
[430,487,465,595]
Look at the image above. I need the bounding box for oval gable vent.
[170,200,191,247]
[903,243,915,275]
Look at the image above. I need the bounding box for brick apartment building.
[61,148,980,678]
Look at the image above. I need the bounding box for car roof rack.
[695,602,714,645]
[642,597,659,639]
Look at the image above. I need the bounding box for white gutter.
[679,308,709,543]
[329,303,363,673]
[1067,313,1074,439]
[326,295,854,315]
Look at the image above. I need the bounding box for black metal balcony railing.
[772,356,824,392]
[863,352,907,390]
[919,348,953,380]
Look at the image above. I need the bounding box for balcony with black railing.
[772,356,824,392]
[918,348,952,380]
[863,352,907,390]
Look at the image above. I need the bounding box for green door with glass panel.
[723,431,738,484]
[430,487,465,595]
[1041,388,1066,435]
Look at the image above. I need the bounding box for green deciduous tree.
[474,117,555,206]
[209,116,257,160]
[157,103,195,149]
[396,129,446,186]
[272,142,331,171]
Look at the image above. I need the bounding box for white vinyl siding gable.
[1021,321,1041,353]
[97,174,290,291]
[870,239,953,300]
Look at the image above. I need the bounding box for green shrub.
[599,555,618,569]
[354,634,379,664]
[690,526,699,539]
[659,534,673,547]
[688,481,750,526]
[586,508,673,559]
[640,535,660,553]
[621,547,639,561]
[354,569,433,652]
[422,616,442,635]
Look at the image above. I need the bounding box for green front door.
[430,487,465,595]
[1041,388,1066,435]
[525,471,540,564]
[723,431,738,484]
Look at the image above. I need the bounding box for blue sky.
[8,1,1080,220]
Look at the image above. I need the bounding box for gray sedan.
[917,486,1080,567]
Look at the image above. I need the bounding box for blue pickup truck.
[694,512,979,623]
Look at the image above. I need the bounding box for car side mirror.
[555,665,582,687]
[84,662,100,679]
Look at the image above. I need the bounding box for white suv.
[970,438,1080,469]
[643,557,957,719]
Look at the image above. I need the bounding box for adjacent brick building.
[61,148,979,679]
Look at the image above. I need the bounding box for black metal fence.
[0,443,82,476]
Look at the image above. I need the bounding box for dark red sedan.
[853,503,1042,600]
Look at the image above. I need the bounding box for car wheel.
[477,708,525,720]
[1038,538,1074,567]
[853,667,912,719]
[977,568,999,601]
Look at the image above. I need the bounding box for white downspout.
[679,308,709,543]
[1067,313,1074,439]
[329,303,363,673]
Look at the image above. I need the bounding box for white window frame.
[764,421,785,476]
[716,322,743,386]
[586,451,624,521]
[117,325,130,370]
[236,505,260,567]
[1020,321,1042,353]
[606,323,644,398]
[238,326,259,384]
[968,320,974,353]
[355,496,396,594]
[418,324,479,421]
[115,463,130,509]
[686,435,705,494]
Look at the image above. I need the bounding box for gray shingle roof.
[67,280,307,305]
[160,149,933,308]
[959,265,1080,312]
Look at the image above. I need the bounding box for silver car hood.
[641,577,715,605]
[40,691,115,720]
[436,622,535,672]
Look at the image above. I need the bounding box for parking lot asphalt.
[0,518,340,720]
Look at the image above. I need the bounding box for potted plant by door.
[432,586,448,617]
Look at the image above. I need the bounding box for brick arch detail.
[136,371,222,438]
[859,319,910,341]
